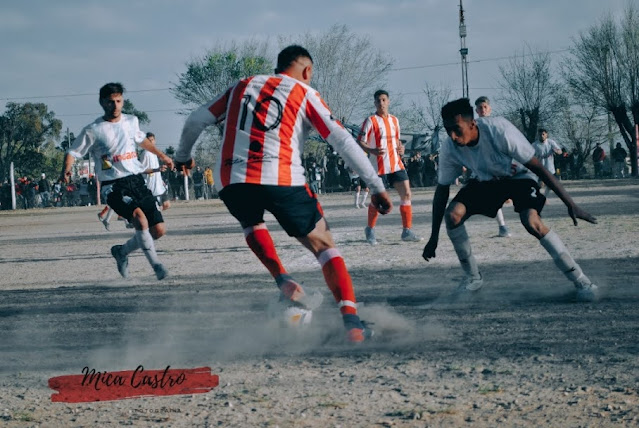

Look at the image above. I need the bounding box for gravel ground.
[0,179,638,427]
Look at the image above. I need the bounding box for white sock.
[354,191,360,206]
[539,229,590,286]
[495,209,506,227]
[104,208,115,222]
[361,191,369,206]
[122,235,140,255]
[447,225,480,278]
[136,229,161,267]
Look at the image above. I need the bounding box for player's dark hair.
[474,96,489,106]
[146,132,155,138]
[441,98,474,122]
[99,82,125,100]
[374,89,389,101]
[538,128,547,134]
[275,45,313,74]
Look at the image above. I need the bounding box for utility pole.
[459,0,469,99]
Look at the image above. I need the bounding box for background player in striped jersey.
[140,132,171,211]
[423,98,599,302]
[474,96,511,237]
[175,45,392,343]
[358,90,422,245]
[60,82,173,280]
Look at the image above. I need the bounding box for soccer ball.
[282,306,313,327]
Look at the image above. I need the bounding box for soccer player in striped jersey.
[358,90,422,245]
[60,83,173,280]
[423,98,599,302]
[175,45,393,343]
[474,96,511,238]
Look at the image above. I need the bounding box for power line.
[0,48,571,102]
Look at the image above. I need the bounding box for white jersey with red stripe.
[176,74,385,194]
[139,150,167,196]
[437,116,537,186]
[359,113,405,175]
[68,114,147,182]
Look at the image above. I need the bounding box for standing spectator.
[204,166,215,198]
[1,181,12,210]
[192,166,205,199]
[168,169,182,200]
[26,178,38,209]
[140,132,171,211]
[592,143,606,178]
[532,128,562,196]
[308,161,323,195]
[78,177,90,205]
[407,152,424,188]
[88,175,98,205]
[38,173,51,207]
[423,153,438,187]
[611,142,628,178]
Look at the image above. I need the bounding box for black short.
[106,175,164,227]
[452,178,546,217]
[156,191,169,205]
[218,183,323,237]
[384,169,409,187]
[350,177,366,190]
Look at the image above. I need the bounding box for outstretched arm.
[139,139,174,170]
[525,157,597,225]
[422,184,450,261]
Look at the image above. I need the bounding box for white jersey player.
[532,128,562,196]
[61,82,173,280]
[139,132,170,211]
[423,98,599,302]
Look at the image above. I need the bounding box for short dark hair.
[99,82,125,100]
[374,89,389,101]
[146,132,155,138]
[474,96,489,106]
[275,45,313,74]
[441,98,474,122]
[538,128,547,134]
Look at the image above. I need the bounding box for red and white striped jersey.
[359,114,405,175]
[177,74,385,194]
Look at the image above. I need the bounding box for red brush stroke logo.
[49,366,219,403]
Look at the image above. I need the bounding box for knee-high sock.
[99,206,110,217]
[317,248,357,315]
[104,207,115,222]
[400,201,412,229]
[244,224,287,279]
[137,229,161,267]
[121,234,140,255]
[360,190,369,206]
[539,229,591,285]
[447,224,480,278]
[354,190,360,206]
[367,203,379,228]
[495,208,506,227]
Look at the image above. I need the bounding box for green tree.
[0,102,62,182]
[171,40,272,166]
[123,99,150,125]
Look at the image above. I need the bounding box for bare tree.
[498,44,562,142]
[282,24,392,124]
[564,11,638,176]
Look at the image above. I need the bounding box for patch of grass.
[14,411,34,422]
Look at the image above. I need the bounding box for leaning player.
[358,90,421,245]
[60,82,173,280]
[175,45,392,343]
[422,98,599,302]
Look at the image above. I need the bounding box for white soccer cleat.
[575,282,599,302]
[401,228,423,242]
[282,306,313,327]
[457,273,483,292]
[498,225,511,238]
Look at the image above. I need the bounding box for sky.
[0,0,632,149]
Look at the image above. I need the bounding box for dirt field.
[1,179,638,427]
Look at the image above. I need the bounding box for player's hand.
[371,192,392,215]
[174,158,194,172]
[422,237,438,261]
[568,204,597,226]
[59,172,71,184]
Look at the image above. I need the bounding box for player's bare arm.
[525,158,597,226]
[59,153,76,184]
[423,184,450,261]
[139,138,174,170]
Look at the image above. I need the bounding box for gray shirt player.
[437,117,537,185]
